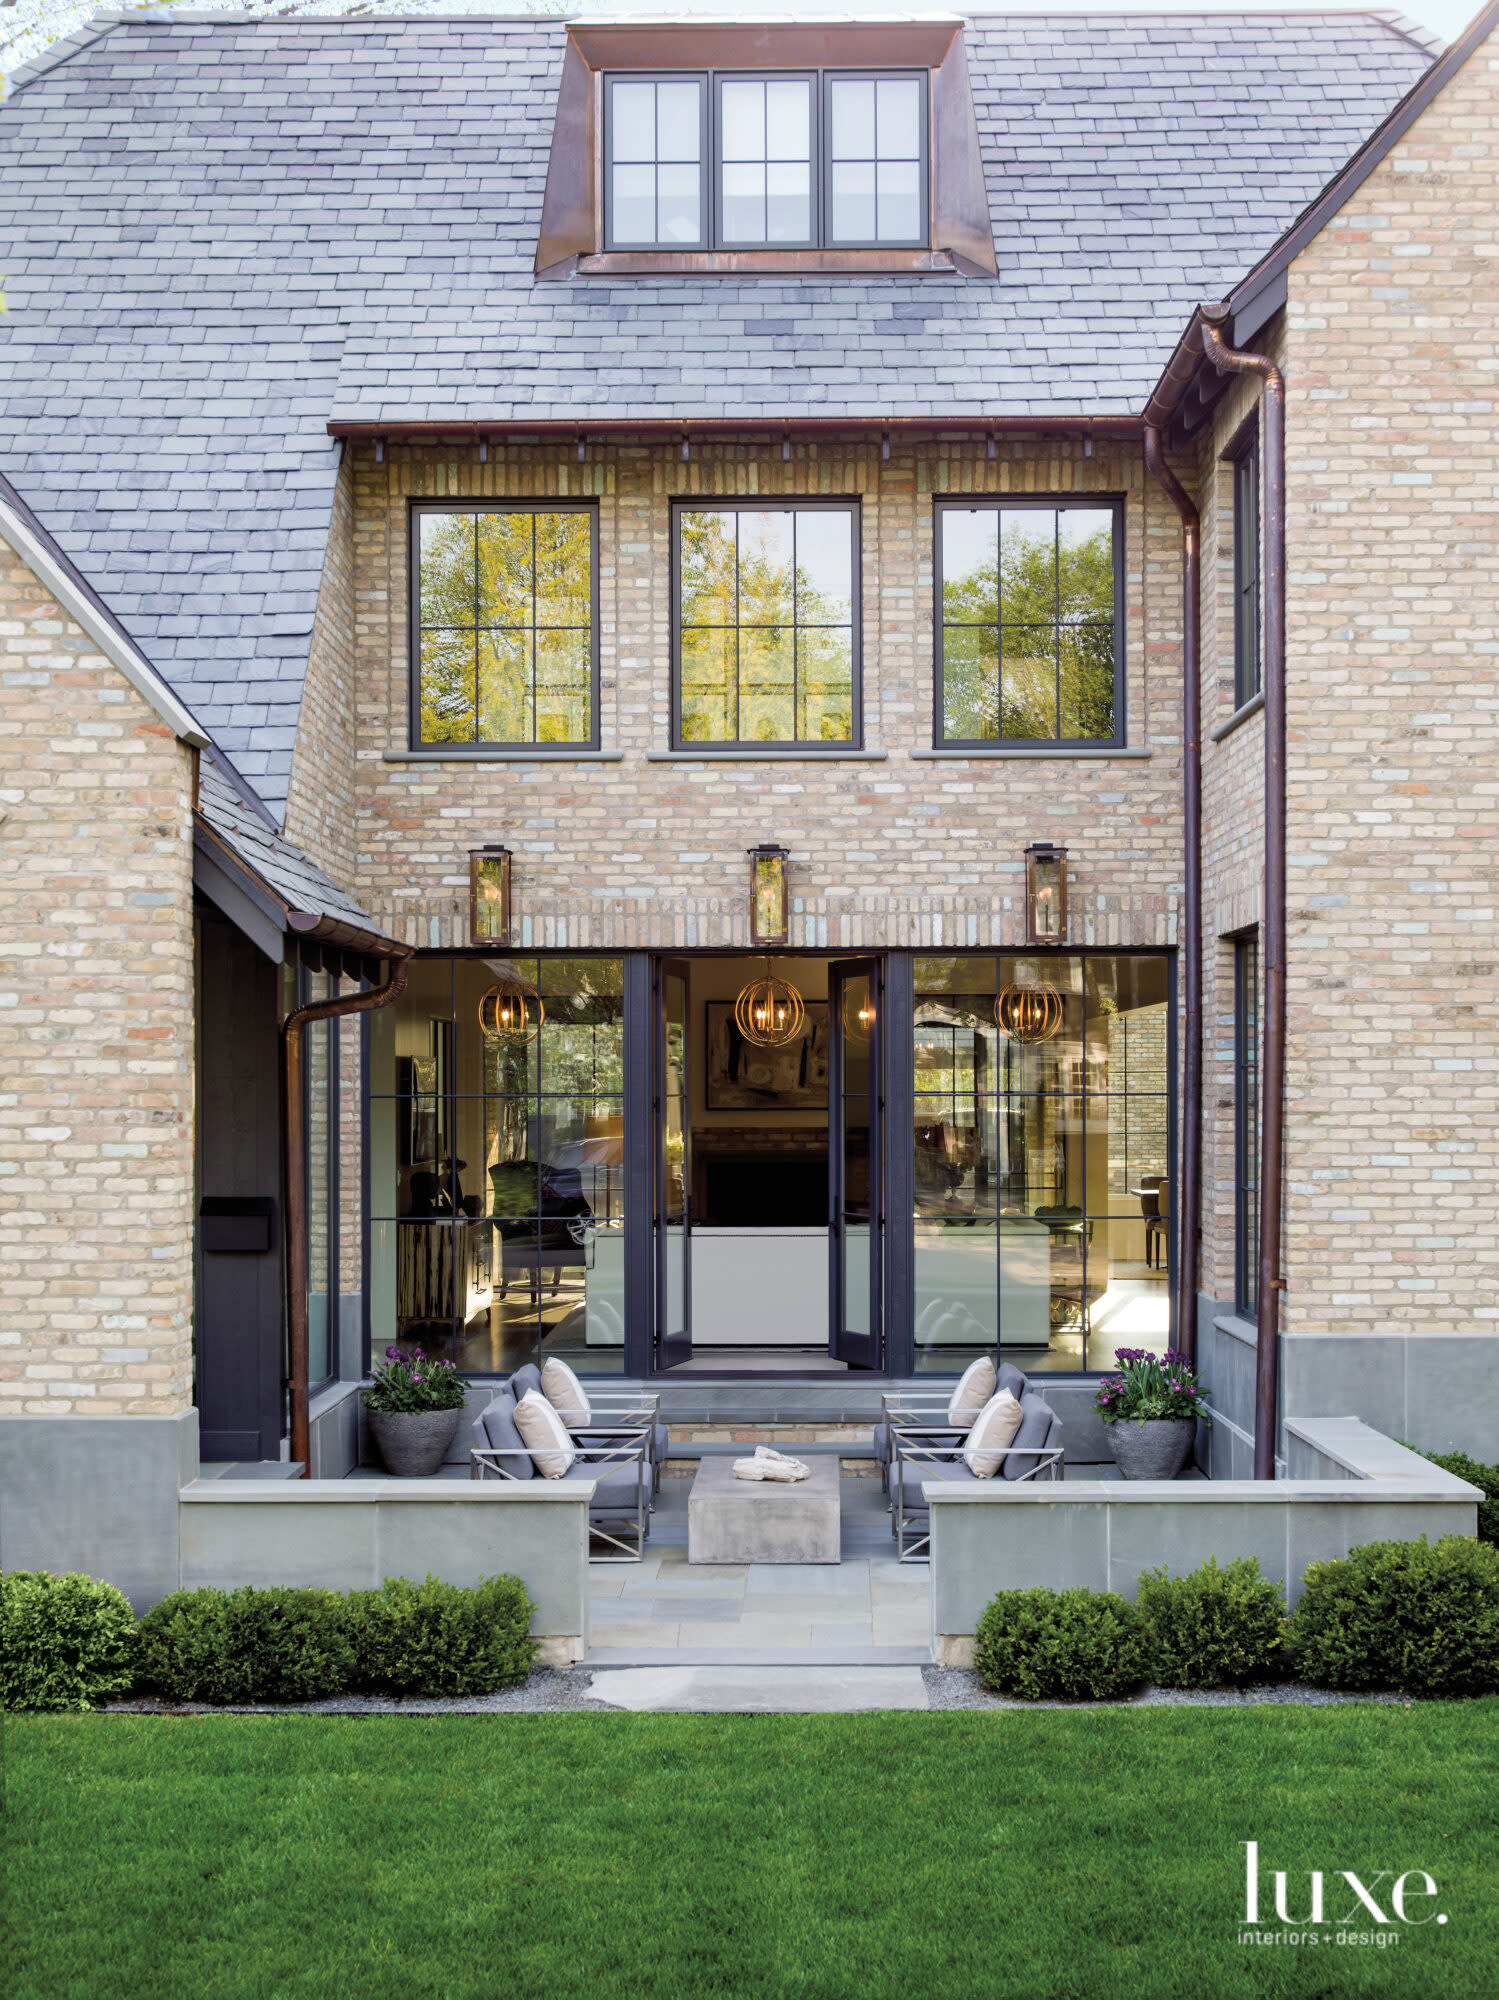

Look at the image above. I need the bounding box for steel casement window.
[1233,932,1260,1318]
[411,503,599,751]
[1232,429,1262,708]
[673,500,861,749]
[603,68,928,253]
[934,498,1125,747]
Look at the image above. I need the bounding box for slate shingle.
[0,12,1435,816]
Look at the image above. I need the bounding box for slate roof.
[196,751,403,950]
[0,10,1436,814]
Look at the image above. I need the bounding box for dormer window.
[604,69,928,254]
[538,23,996,280]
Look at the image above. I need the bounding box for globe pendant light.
[734,961,806,1048]
[478,975,544,1044]
[995,981,1063,1045]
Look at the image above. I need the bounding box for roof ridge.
[3,17,120,96]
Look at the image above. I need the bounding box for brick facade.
[0,539,196,1416]
[333,435,1187,954]
[1197,22,1499,1338]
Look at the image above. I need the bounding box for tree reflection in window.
[677,504,856,745]
[938,503,1118,745]
[416,507,595,747]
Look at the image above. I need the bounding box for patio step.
[585,1666,930,1712]
[584,1644,931,1668]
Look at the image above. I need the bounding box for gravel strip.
[921,1666,1407,1710]
[105,1669,611,1717]
[100,1668,1412,1717]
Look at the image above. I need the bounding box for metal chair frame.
[470,1426,650,1562]
[889,1425,1065,1562]
[550,1389,664,1501]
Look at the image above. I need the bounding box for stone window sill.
[382,749,624,764]
[647,749,888,763]
[1210,690,1265,744]
[910,745,1151,761]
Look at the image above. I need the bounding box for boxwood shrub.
[136,1585,354,1705]
[974,1585,1151,1702]
[1415,1450,1499,1546]
[0,1571,138,1712]
[1290,1534,1499,1697]
[1136,1555,1287,1689]
[345,1572,536,1697]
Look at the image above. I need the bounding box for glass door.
[829,957,882,1368]
[655,957,692,1369]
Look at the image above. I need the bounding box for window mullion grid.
[1052,519,1063,748]
[732,512,742,744]
[470,513,481,745]
[529,513,538,748]
[791,512,800,740]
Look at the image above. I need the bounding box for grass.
[6,1705,1497,2000]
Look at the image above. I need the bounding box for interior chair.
[1137,1175,1168,1270]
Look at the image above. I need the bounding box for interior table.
[687,1455,842,1565]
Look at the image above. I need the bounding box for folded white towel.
[732,1445,810,1483]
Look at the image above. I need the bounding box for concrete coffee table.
[687,1456,842,1565]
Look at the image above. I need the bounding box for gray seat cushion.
[477,1391,534,1480]
[872,1419,889,1465]
[576,1460,647,1515]
[1003,1395,1060,1481]
[889,1453,974,1510]
[998,1362,1029,1402]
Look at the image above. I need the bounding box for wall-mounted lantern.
[470,846,512,945]
[749,844,790,946]
[1024,842,1068,946]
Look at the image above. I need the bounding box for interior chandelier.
[734,963,806,1048]
[478,976,544,1044]
[842,984,876,1044]
[994,982,1064,1045]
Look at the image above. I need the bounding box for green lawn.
[6,1705,1496,2000]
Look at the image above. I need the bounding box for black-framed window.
[411,503,599,751]
[605,73,709,250]
[673,500,860,749]
[935,498,1124,747]
[1233,931,1260,1318]
[1232,426,1262,709]
[604,68,928,252]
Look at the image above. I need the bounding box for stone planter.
[366,1404,465,1478]
[1107,1417,1197,1481]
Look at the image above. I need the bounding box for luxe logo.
[1243,1842,1449,1928]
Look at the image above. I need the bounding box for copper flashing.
[534,19,995,279]
[327,417,1143,444]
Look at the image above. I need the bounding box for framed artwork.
[706,1001,830,1109]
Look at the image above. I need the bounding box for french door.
[654,957,692,1369]
[829,957,883,1368]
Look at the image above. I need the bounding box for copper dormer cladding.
[536,21,998,279]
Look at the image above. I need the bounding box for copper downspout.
[284,956,409,1478]
[1200,308,1287,1482]
[1142,428,1201,1370]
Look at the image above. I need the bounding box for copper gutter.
[284,957,409,1478]
[1142,428,1201,1371]
[1200,308,1287,1482]
[325,416,1144,445]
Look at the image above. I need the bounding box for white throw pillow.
[542,1356,591,1429]
[947,1355,997,1426]
[963,1389,1024,1478]
[513,1389,577,1478]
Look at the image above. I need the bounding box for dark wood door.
[194,909,284,1461]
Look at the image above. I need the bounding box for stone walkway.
[586,1473,931,1666]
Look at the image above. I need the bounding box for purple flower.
[385,1346,402,1360]
[412,1373,422,1384]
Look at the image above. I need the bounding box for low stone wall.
[927,1418,1482,1666]
[178,1477,593,1664]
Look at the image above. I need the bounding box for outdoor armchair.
[888,1402,1064,1562]
[470,1391,651,1561]
[509,1364,667,1497]
[873,1362,1029,1493]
